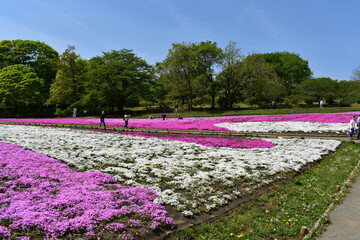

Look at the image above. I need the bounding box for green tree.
[46,46,88,108]
[157,43,197,111]
[192,41,223,109]
[300,77,338,105]
[217,41,244,109]
[82,49,153,112]
[261,52,312,93]
[241,54,286,107]
[0,64,45,116]
[0,40,59,91]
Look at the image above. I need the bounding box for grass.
[165,141,360,240]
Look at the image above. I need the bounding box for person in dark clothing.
[99,111,106,129]
[124,113,130,128]
[161,113,166,120]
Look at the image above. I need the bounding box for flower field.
[0,111,357,132]
[0,112,354,239]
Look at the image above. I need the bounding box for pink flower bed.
[0,142,173,239]
[121,132,275,149]
[0,112,358,132]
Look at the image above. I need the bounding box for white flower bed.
[216,121,349,133]
[0,125,341,216]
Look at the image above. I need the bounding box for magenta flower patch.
[0,112,357,132]
[120,132,275,148]
[0,142,173,239]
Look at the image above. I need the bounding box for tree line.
[1,39,360,117]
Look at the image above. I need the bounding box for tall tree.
[351,65,360,80]
[193,41,223,109]
[46,46,88,108]
[82,49,153,112]
[0,40,59,91]
[241,54,286,106]
[217,41,244,109]
[157,43,197,111]
[261,51,312,93]
[0,64,45,116]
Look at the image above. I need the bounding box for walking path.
[318,175,360,240]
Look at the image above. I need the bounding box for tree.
[0,64,45,116]
[82,49,153,112]
[241,54,286,107]
[300,77,338,105]
[46,46,88,108]
[261,52,312,93]
[0,40,59,91]
[217,41,244,109]
[351,65,360,80]
[192,41,223,109]
[157,43,197,111]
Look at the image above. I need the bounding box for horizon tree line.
[0,39,360,117]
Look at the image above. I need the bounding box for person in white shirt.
[356,115,360,139]
[349,116,356,139]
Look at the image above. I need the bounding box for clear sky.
[1,0,360,80]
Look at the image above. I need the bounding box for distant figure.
[349,115,356,139]
[149,115,154,119]
[99,111,106,129]
[124,113,130,128]
[320,100,324,108]
[178,115,183,120]
[161,113,166,120]
[272,100,275,109]
[175,104,178,112]
[357,114,360,139]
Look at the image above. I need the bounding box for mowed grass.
[165,141,360,240]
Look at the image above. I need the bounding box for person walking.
[349,115,356,139]
[99,111,106,129]
[320,100,324,108]
[356,114,360,139]
[161,113,166,120]
[124,113,130,128]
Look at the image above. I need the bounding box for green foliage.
[0,39,59,90]
[300,77,338,103]
[158,41,223,110]
[0,64,45,115]
[241,54,286,106]
[46,46,88,108]
[217,41,244,109]
[82,49,153,112]
[261,51,312,92]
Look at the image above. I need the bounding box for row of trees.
[1,39,360,117]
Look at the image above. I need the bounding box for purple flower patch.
[0,142,173,239]
[121,132,275,148]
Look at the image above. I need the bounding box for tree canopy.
[261,51,312,92]
[46,46,88,108]
[81,49,153,112]
[0,40,59,91]
[0,64,45,116]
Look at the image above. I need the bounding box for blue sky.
[1,0,360,80]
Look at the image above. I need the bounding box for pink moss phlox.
[121,132,275,148]
[0,111,357,132]
[0,142,173,239]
